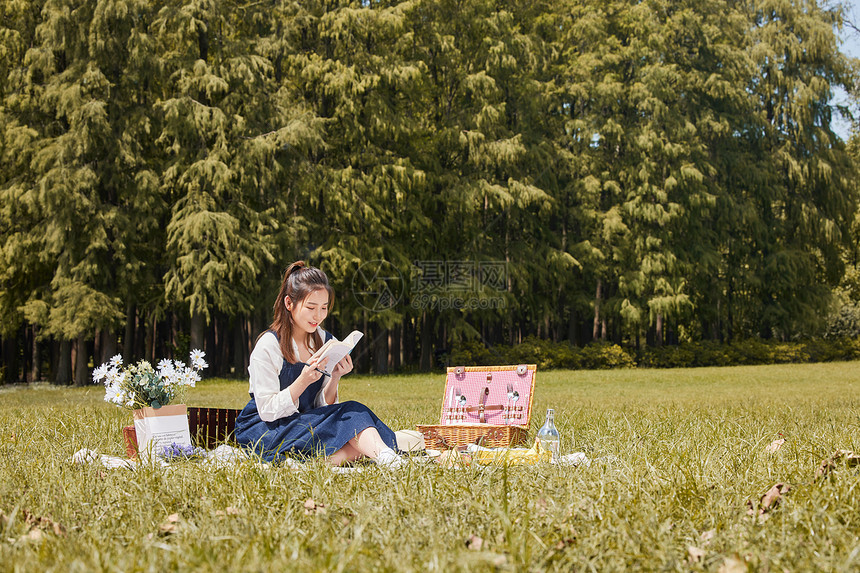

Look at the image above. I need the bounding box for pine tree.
[153,0,293,354]
[1,0,161,383]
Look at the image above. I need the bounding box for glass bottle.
[537,408,560,462]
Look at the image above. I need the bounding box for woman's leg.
[349,427,390,459]
[326,427,391,466]
[327,441,363,466]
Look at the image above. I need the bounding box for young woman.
[235,261,403,468]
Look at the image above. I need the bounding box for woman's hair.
[268,261,334,363]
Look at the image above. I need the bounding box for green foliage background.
[1,0,859,381]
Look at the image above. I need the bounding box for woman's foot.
[375,447,406,469]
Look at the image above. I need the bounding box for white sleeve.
[248,332,298,422]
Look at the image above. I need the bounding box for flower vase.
[132,404,192,461]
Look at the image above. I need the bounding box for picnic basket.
[416,364,536,450]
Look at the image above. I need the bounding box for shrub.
[824,300,860,339]
[449,337,860,371]
[801,338,860,362]
[577,342,636,369]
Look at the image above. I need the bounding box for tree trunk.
[30,326,41,383]
[190,312,205,356]
[73,335,89,386]
[100,329,117,364]
[56,339,72,385]
[145,311,155,363]
[233,317,246,378]
[655,312,663,348]
[355,314,370,374]
[124,302,136,360]
[568,306,579,346]
[403,317,415,366]
[135,307,146,360]
[420,311,432,371]
[592,279,602,341]
[374,326,388,375]
[207,315,218,376]
[2,335,18,384]
[391,323,401,371]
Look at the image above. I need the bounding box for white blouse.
[247,328,337,422]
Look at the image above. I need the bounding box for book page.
[311,330,363,374]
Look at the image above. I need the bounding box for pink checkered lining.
[439,366,534,426]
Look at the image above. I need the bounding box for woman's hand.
[323,355,352,406]
[298,355,329,386]
[331,355,353,381]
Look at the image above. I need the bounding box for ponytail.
[266,261,333,363]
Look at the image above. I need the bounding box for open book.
[310,330,364,375]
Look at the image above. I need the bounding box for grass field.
[1,362,859,571]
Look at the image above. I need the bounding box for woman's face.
[287,288,329,335]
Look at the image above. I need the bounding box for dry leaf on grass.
[764,438,785,454]
[718,556,747,573]
[215,507,240,519]
[746,482,790,523]
[700,529,716,545]
[466,535,484,551]
[687,546,706,563]
[22,529,44,542]
[534,497,549,517]
[303,498,327,515]
[14,510,67,542]
[815,450,860,480]
[159,513,181,535]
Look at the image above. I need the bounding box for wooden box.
[123,406,240,458]
[417,364,536,450]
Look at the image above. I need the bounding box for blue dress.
[234,331,398,463]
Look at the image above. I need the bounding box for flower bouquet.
[161,442,206,462]
[94,350,207,460]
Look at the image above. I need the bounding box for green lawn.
[1,362,859,571]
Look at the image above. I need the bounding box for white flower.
[110,370,126,386]
[189,349,207,370]
[104,382,119,403]
[105,368,118,384]
[189,370,201,386]
[102,352,207,411]
[92,364,109,384]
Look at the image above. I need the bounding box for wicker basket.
[417,364,536,450]
[416,423,529,450]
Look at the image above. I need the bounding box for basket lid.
[438,365,536,427]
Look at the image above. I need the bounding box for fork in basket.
[455,387,467,420]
